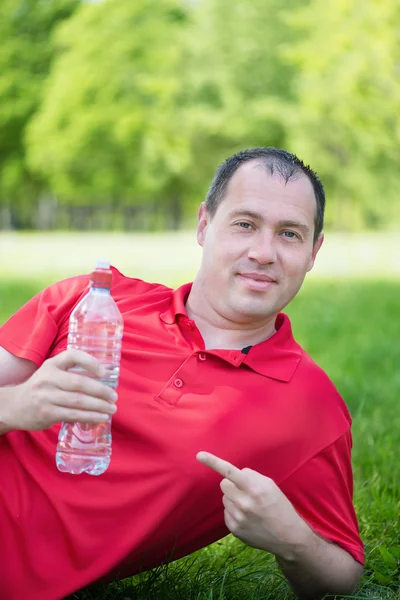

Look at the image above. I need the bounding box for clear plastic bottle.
[56,259,123,476]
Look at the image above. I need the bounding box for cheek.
[202,229,247,276]
[281,248,312,279]
[210,238,238,264]
[202,240,227,274]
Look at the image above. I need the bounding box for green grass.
[1,276,399,599]
[0,230,400,282]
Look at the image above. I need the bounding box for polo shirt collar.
[160,283,302,382]
[160,283,192,324]
[243,313,302,382]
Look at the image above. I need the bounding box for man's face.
[196,161,324,325]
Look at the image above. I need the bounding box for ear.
[197,202,210,247]
[306,233,324,272]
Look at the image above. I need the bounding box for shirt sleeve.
[278,431,364,565]
[0,276,88,367]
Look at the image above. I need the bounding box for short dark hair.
[205,147,325,242]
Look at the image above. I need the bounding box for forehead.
[221,161,317,221]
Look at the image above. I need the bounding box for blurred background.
[0,0,399,235]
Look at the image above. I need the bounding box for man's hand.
[196,451,310,560]
[2,349,118,432]
[196,451,363,599]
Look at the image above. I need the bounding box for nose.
[247,231,277,265]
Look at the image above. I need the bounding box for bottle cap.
[95,258,110,269]
[90,259,112,288]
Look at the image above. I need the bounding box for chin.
[234,302,276,320]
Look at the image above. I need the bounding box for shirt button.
[173,378,184,388]
[198,353,207,361]
[186,322,194,330]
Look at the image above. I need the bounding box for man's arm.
[0,346,37,387]
[0,346,118,434]
[196,451,363,600]
[0,346,37,435]
[276,520,363,599]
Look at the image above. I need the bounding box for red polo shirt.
[0,267,363,600]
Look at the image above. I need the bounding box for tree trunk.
[169,194,182,230]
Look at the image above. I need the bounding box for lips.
[238,272,277,292]
[239,273,276,283]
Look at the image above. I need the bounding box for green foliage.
[27,0,301,221]
[27,0,191,209]
[0,0,79,221]
[0,0,400,230]
[283,0,400,230]
[176,0,298,199]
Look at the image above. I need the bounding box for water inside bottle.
[56,420,112,475]
[56,364,119,475]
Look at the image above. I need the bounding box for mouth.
[238,273,277,292]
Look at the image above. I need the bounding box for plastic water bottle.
[56,259,123,475]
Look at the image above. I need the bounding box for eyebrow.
[230,209,262,221]
[229,210,311,235]
[277,220,311,236]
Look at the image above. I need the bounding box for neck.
[185,282,277,350]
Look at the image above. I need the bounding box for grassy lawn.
[1,230,400,283]
[0,232,399,599]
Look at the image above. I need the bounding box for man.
[0,148,363,599]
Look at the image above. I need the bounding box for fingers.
[9,350,119,432]
[56,370,117,403]
[53,391,117,415]
[55,408,112,425]
[220,477,239,499]
[31,350,118,428]
[222,494,242,520]
[221,494,237,530]
[32,387,117,428]
[51,349,107,378]
[223,509,237,534]
[196,451,245,489]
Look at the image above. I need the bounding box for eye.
[282,231,300,240]
[237,222,253,230]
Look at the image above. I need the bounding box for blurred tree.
[0,0,79,227]
[27,0,302,229]
[20,0,400,231]
[181,0,300,198]
[283,0,400,230]
[27,0,191,228]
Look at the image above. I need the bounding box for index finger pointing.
[196,451,244,488]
